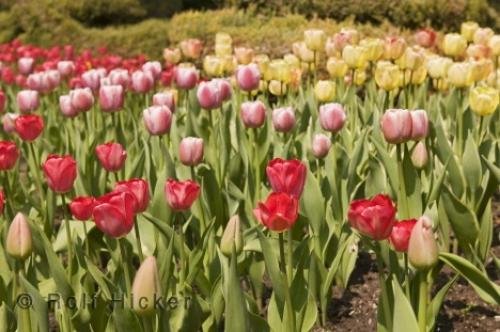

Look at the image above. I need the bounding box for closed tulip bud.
[353,69,367,86]
[272,107,295,132]
[108,69,130,88]
[69,196,96,221]
[268,80,287,96]
[396,47,425,70]
[93,191,136,237]
[408,216,438,270]
[466,44,491,60]
[311,133,331,159]
[461,21,479,42]
[179,137,204,166]
[411,141,428,169]
[131,70,154,93]
[143,105,173,136]
[221,55,237,75]
[180,39,203,60]
[374,61,401,91]
[236,64,260,91]
[70,88,94,112]
[163,48,181,65]
[220,215,243,256]
[174,66,199,89]
[142,61,162,80]
[304,29,326,52]
[389,219,417,252]
[114,179,150,213]
[488,35,500,55]
[442,33,467,58]
[380,109,412,144]
[197,80,224,110]
[152,92,176,111]
[348,194,396,240]
[314,80,336,102]
[319,103,346,133]
[473,27,494,45]
[469,86,499,116]
[16,90,39,113]
[15,114,44,141]
[0,141,19,170]
[342,45,368,69]
[471,59,493,82]
[268,59,291,83]
[293,42,315,63]
[43,154,77,193]
[253,192,299,232]
[411,66,428,85]
[331,29,360,55]
[57,61,75,77]
[96,142,127,172]
[18,57,34,75]
[6,213,32,260]
[59,95,79,118]
[215,43,233,57]
[414,28,436,48]
[359,38,385,61]
[410,110,429,141]
[241,101,266,128]
[2,113,19,133]
[234,47,254,65]
[426,56,453,79]
[383,37,407,60]
[447,62,474,88]
[164,179,200,211]
[82,69,105,92]
[326,57,348,78]
[99,85,124,112]
[253,54,270,75]
[132,256,161,315]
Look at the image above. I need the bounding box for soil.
[313,200,500,332]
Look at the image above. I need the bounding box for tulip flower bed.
[0,21,499,332]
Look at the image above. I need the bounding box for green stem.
[287,230,293,285]
[279,233,296,332]
[18,267,33,332]
[396,144,410,219]
[404,253,411,299]
[27,142,44,206]
[61,195,73,277]
[418,270,428,332]
[119,239,132,301]
[134,217,145,262]
[375,249,392,330]
[177,214,186,296]
[82,221,90,258]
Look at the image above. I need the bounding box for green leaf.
[257,230,286,308]
[224,248,250,332]
[481,155,500,182]
[19,274,49,332]
[439,253,500,304]
[440,188,479,247]
[300,169,325,236]
[462,134,482,191]
[427,276,457,332]
[392,279,419,332]
[112,306,142,331]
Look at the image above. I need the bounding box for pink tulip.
[57,61,75,77]
[16,90,39,113]
[180,39,203,59]
[108,69,130,88]
[319,103,346,133]
[380,109,413,144]
[70,88,94,112]
[18,57,34,75]
[196,80,226,110]
[414,28,436,48]
[143,105,173,136]
[131,70,154,93]
[174,67,198,90]
[59,95,79,118]
[45,70,61,90]
[410,110,429,141]
[99,85,124,112]
[241,100,266,128]
[272,107,295,132]
[82,69,106,91]
[179,137,204,166]
[312,133,331,159]
[2,113,18,133]
[236,64,261,91]
[26,73,47,92]
[142,61,162,80]
[152,92,176,111]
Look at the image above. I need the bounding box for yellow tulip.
[359,38,384,61]
[234,47,254,65]
[283,54,301,70]
[293,42,315,63]
[342,45,368,69]
[469,86,499,116]
[353,69,367,86]
[304,29,326,52]
[375,61,401,91]
[426,56,453,78]
[203,55,224,77]
[488,35,500,56]
[268,80,287,96]
[442,33,467,58]
[314,80,336,102]
[396,47,425,70]
[447,62,474,87]
[461,21,479,42]
[326,57,349,78]
[253,54,270,78]
[473,27,494,46]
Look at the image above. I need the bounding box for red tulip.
[389,219,417,252]
[0,141,19,170]
[0,189,4,215]
[15,114,44,142]
[114,178,150,213]
[42,154,77,193]
[253,192,298,232]
[69,196,96,221]
[164,179,200,211]
[95,142,127,172]
[266,158,307,198]
[93,191,136,237]
[348,194,396,240]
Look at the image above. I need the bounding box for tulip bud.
[59,95,79,118]
[352,69,367,86]
[304,29,326,52]
[461,21,479,42]
[152,92,176,111]
[466,44,491,60]
[163,48,182,65]
[234,47,254,65]
[96,142,127,172]
[143,105,173,136]
[142,61,162,80]
[442,33,467,58]
[6,212,32,260]
[236,64,260,92]
[319,103,346,133]
[16,90,39,113]
[473,28,494,46]
[82,69,105,92]
[57,61,75,77]
[179,137,204,166]
[70,88,94,112]
[2,113,19,133]
[375,61,401,91]
[314,80,336,103]
[469,86,499,116]
[180,39,203,60]
[342,45,368,69]
[240,101,266,128]
[413,28,436,48]
[99,85,124,112]
[359,38,385,61]
[410,110,429,141]
[268,80,287,96]
[203,55,224,77]
[174,66,198,90]
[220,215,243,257]
[396,47,425,70]
[447,62,474,88]
[326,58,348,78]
[18,57,34,75]
[383,37,406,60]
[108,69,130,88]
[488,35,500,56]
[272,107,295,132]
[380,109,412,144]
[426,56,453,79]
[411,141,428,169]
[132,256,161,315]
[131,70,154,93]
[311,133,331,159]
[408,216,438,270]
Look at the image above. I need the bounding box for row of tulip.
[0,20,499,332]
